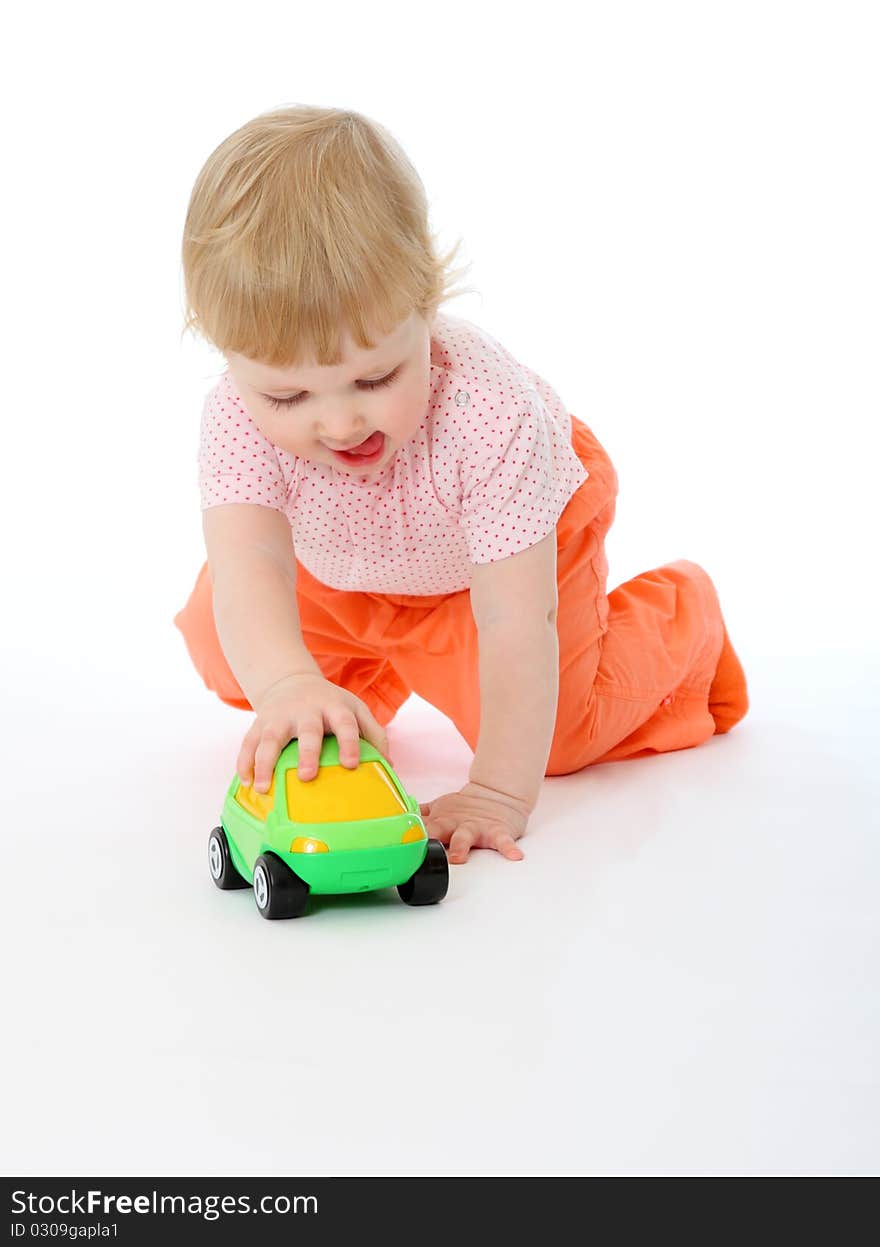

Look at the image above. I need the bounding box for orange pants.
[173,415,749,775]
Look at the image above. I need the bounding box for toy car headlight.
[289,836,330,854]
[401,823,427,844]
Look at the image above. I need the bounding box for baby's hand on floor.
[418,782,529,864]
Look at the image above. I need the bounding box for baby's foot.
[708,621,749,734]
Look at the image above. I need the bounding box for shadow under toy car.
[209,735,448,919]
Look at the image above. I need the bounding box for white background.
[1,0,877,1177]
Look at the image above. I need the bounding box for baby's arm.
[419,531,559,863]
[203,504,391,785]
[466,531,560,810]
[203,503,323,705]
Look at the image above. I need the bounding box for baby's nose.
[318,414,367,441]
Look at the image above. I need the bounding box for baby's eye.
[263,367,401,410]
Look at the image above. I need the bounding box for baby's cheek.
[390,382,430,436]
[272,424,310,458]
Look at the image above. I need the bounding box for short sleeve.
[459,392,588,564]
[197,376,289,512]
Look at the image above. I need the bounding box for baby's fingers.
[494,832,525,862]
[236,722,263,786]
[358,707,391,766]
[478,824,525,861]
[253,726,288,791]
[447,826,477,864]
[331,714,364,771]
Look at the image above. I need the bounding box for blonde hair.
[180,104,476,367]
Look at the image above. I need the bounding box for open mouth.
[329,431,386,465]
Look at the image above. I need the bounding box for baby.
[174,104,749,865]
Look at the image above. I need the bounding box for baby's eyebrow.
[261,359,401,397]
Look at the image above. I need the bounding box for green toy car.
[208,734,448,919]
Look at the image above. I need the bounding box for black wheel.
[208,826,250,890]
[398,839,449,906]
[253,852,310,920]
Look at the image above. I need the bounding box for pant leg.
[546,415,749,771]
[549,517,747,772]
[172,560,411,727]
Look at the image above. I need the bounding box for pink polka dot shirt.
[197,312,588,594]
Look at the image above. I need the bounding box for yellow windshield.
[286,761,406,824]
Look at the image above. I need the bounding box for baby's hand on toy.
[418,781,530,864]
[236,672,391,792]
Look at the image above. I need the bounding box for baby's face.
[226,309,433,476]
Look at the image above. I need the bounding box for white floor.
[3,642,877,1177]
